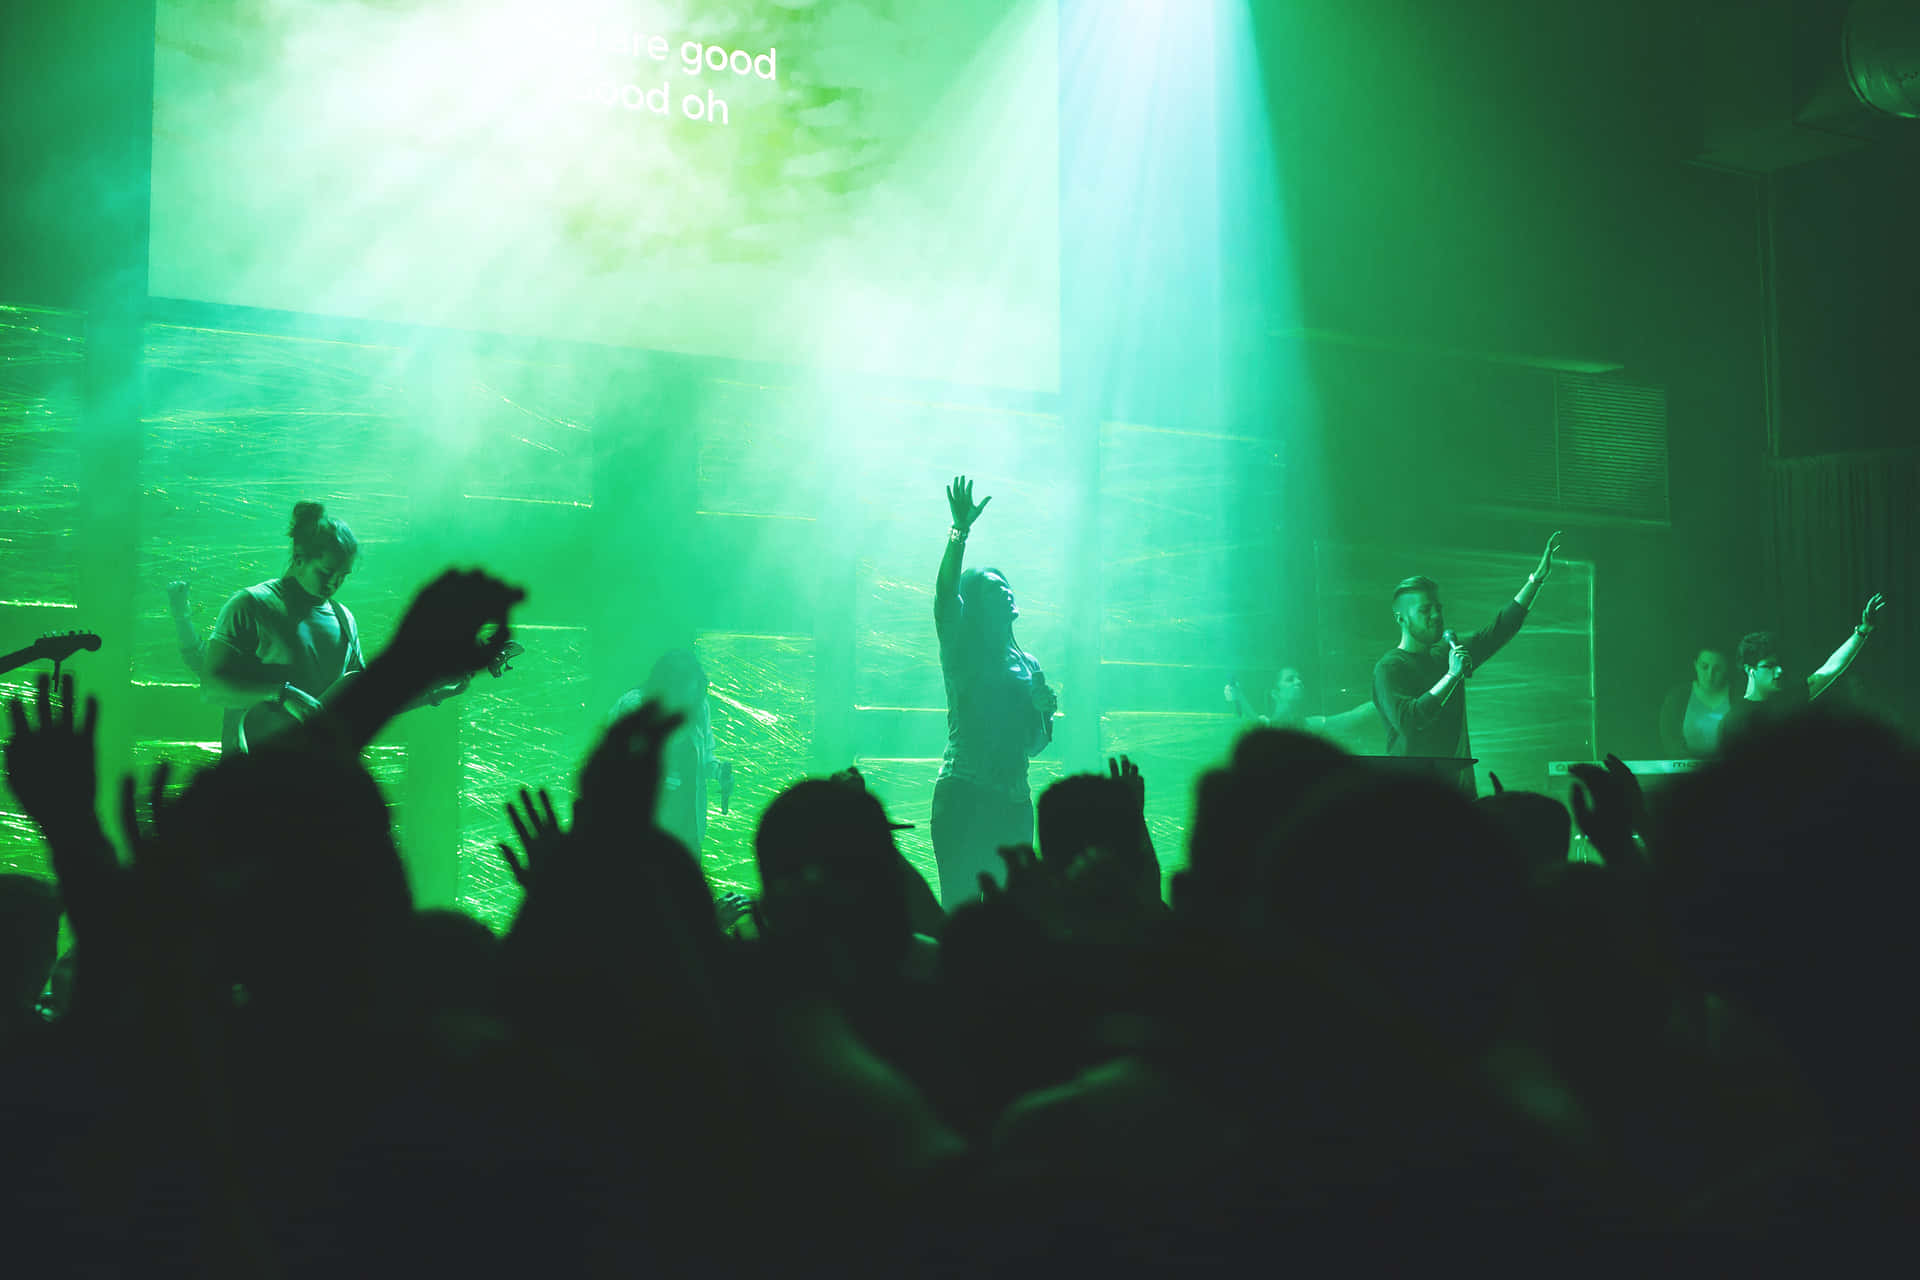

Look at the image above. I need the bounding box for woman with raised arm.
[931,476,1057,908]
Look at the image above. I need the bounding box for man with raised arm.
[1372,533,1563,793]
[1720,593,1887,748]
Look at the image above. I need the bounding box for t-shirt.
[1681,686,1728,755]
[1372,600,1528,778]
[935,605,1048,801]
[1718,685,1809,750]
[207,578,365,753]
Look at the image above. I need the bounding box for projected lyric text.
[559,24,779,126]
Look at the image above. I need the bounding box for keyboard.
[1546,759,1706,776]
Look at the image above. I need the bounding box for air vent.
[1555,374,1669,524]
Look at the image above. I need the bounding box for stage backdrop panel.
[1098,419,1291,883]
[693,631,816,896]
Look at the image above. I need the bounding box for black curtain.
[1768,451,1920,731]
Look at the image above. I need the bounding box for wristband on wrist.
[1856,624,1873,637]
[949,526,968,544]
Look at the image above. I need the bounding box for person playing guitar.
[202,501,475,754]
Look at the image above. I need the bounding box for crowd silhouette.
[1,566,1914,1273]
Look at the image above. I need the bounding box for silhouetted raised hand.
[4,673,128,952]
[714,891,752,931]
[325,567,528,752]
[1569,754,1645,870]
[576,696,687,837]
[981,842,1160,945]
[115,760,173,860]
[5,671,100,836]
[385,567,528,687]
[499,786,565,888]
[1108,754,1144,815]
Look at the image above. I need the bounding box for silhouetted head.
[1477,791,1572,874]
[1693,648,1729,695]
[286,500,357,600]
[957,566,1017,648]
[502,823,722,1053]
[1177,728,1353,923]
[1656,705,1920,1142]
[643,649,709,716]
[1037,772,1157,898]
[400,908,502,1019]
[168,747,409,1009]
[827,767,945,936]
[755,779,913,977]
[1256,767,1531,1054]
[1391,576,1444,648]
[1737,631,1784,700]
[1524,862,1673,1057]
[0,875,60,1016]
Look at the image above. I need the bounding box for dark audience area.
[2,567,1915,1273]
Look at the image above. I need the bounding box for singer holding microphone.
[931,475,1059,907]
[1371,532,1564,792]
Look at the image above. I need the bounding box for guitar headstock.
[35,631,102,662]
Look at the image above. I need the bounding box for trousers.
[929,775,1034,911]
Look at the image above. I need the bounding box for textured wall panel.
[693,632,815,896]
[456,624,593,933]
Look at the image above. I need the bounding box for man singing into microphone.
[1371,532,1563,792]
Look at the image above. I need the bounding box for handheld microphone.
[1443,628,1470,678]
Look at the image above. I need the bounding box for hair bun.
[289,500,325,537]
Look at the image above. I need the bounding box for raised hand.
[5,672,100,835]
[499,786,565,888]
[1860,592,1887,632]
[1568,754,1644,868]
[385,568,527,687]
[577,697,687,835]
[1533,530,1565,583]
[116,761,174,862]
[946,475,991,532]
[1108,755,1145,815]
[714,891,753,931]
[165,580,191,614]
[979,841,1042,906]
[981,841,1159,944]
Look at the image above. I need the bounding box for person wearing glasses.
[1721,593,1887,748]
